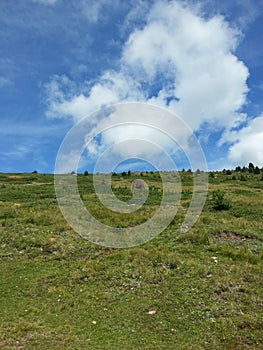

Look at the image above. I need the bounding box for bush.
[209,172,215,179]
[212,190,231,211]
[240,174,247,181]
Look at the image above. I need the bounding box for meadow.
[0,170,262,349]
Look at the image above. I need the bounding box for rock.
[148,310,156,315]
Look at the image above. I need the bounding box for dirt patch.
[211,230,254,243]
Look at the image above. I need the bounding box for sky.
[0,0,263,173]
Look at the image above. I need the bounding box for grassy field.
[0,171,262,349]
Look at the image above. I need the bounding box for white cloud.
[222,114,263,167]
[79,0,106,23]
[81,103,201,172]
[122,1,249,129]
[44,0,253,167]
[45,0,249,130]
[45,71,144,121]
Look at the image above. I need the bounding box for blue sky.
[0,0,263,173]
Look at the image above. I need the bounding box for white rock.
[148,310,156,315]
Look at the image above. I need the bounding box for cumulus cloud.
[122,1,249,129]
[45,0,249,129]
[81,103,203,172]
[45,72,144,121]
[44,0,253,167]
[222,114,263,166]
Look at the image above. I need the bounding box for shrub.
[212,190,231,211]
[240,174,247,181]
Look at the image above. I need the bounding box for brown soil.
[211,230,254,243]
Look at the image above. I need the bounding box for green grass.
[0,171,262,349]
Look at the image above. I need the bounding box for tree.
[235,166,241,172]
[248,162,255,173]
[84,170,89,176]
[254,166,260,174]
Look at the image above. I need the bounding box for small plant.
[212,190,231,211]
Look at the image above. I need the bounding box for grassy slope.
[0,172,262,349]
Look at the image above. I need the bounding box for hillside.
[0,171,262,349]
